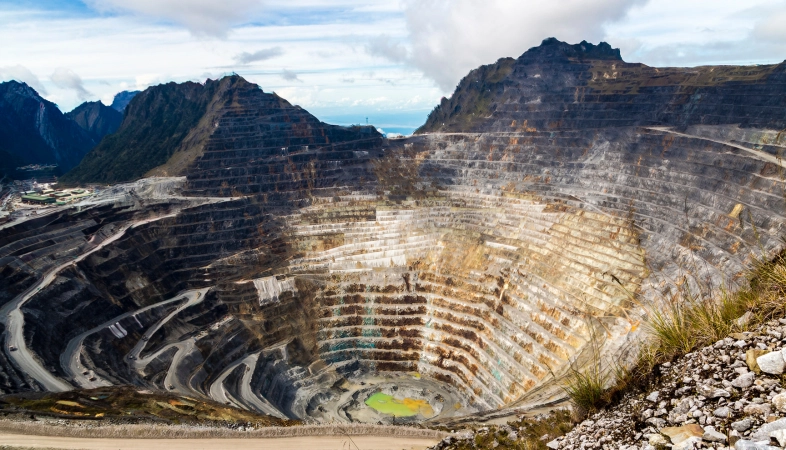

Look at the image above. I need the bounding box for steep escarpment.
[0,81,95,177]
[2,40,786,427]
[418,38,786,133]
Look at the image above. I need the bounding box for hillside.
[61,76,382,185]
[66,101,123,143]
[0,81,96,177]
[58,80,222,184]
[417,38,786,133]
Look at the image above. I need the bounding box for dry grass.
[0,419,445,441]
[562,361,607,415]
[642,250,786,369]
[563,249,786,415]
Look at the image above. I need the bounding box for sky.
[2,0,786,135]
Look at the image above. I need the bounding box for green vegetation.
[59,80,221,185]
[416,58,515,134]
[587,61,779,94]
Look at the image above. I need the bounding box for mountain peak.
[110,90,141,112]
[521,37,623,61]
[0,80,43,100]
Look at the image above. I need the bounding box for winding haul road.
[60,288,207,389]
[208,353,286,419]
[0,213,177,391]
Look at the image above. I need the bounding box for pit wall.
[269,126,786,409]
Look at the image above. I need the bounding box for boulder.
[755,351,785,375]
[747,349,769,373]
[732,418,753,432]
[772,392,786,412]
[732,373,756,389]
[771,429,786,447]
[703,427,727,443]
[751,418,786,441]
[661,424,704,445]
[713,406,732,418]
[697,385,731,398]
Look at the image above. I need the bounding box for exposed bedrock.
[1,39,786,424]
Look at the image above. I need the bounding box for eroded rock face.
[2,39,786,423]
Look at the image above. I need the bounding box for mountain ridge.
[65,101,123,143]
[0,80,96,177]
[417,37,786,133]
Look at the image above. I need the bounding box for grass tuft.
[562,363,607,415]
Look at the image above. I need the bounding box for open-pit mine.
[2,39,786,426]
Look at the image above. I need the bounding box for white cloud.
[280,69,302,82]
[0,65,48,95]
[604,0,786,66]
[753,7,786,43]
[373,0,647,91]
[82,0,263,37]
[50,68,92,101]
[366,35,408,64]
[234,46,284,64]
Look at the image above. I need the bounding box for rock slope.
[543,319,786,450]
[66,101,123,143]
[0,81,95,177]
[418,38,786,133]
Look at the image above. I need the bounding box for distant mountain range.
[65,101,123,143]
[110,90,140,112]
[0,83,137,179]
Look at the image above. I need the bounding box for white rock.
[703,427,727,442]
[674,436,702,450]
[735,439,780,450]
[772,392,786,412]
[736,311,753,327]
[713,406,732,418]
[756,351,785,375]
[751,418,786,441]
[771,429,786,447]
[732,373,756,389]
[732,418,753,432]
[698,385,731,398]
[649,434,668,446]
[646,391,660,402]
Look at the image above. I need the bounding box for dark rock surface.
[110,90,140,112]
[418,38,786,133]
[66,101,123,143]
[0,81,95,177]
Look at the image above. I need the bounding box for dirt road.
[0,433,439,449]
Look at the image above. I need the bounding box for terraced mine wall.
[1,41,786,424]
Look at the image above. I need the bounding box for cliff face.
[66,101,123,143]
[0,81,95,176]
[417,38,786,133]
[2,41,786,425]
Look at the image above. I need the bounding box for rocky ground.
[432,319,786,450]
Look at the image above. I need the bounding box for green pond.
[364,392,434,417]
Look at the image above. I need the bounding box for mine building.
[21,194,56,205]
